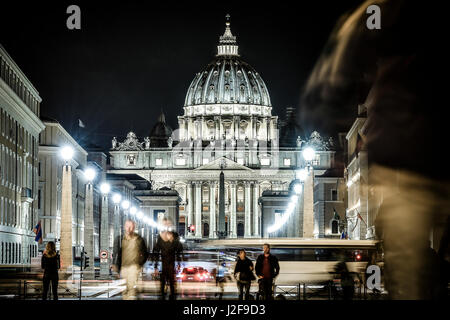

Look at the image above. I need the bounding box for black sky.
[1,1,363,150]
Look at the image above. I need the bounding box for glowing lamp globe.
[112,193,122,204]
[121,200,130,210]
[84,168,96,182]
[302,147,316,162]
[100,183,110,194]
[60,146,74,161]
[293,183,302,195]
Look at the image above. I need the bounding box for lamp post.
[121,200,130,229]
[60,146,74,273]
[99,182,110,278]
[112,193,122,241]
[301,147,316,238]
[83,167,96,279]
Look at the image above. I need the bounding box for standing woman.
[41,241,60,300]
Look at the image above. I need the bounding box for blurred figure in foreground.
[301,0,449,299]
[255,243,280,300]
[234,249,255,300]
[333,252,355,300]
[112,220,149,300]
[152,217,183,300]
[41,241,60,300]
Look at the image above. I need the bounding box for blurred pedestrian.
[112,220,149,300]
[214,262,227,299]
[300,0,449,299]
[152,217,183,300]
[255,243,279,300]
[41,241,60,300]
[333,252,354,300]
[234,249,255,300]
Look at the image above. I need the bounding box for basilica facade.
[109,19,338,239]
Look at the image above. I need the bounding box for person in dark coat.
[152,217,183,300]
[234,249,255,300]
[255,243,280,300]
[41,241,60,300]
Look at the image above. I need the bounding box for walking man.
[112,220,149,300]
[152,217,183,300]
[255,243,280,300]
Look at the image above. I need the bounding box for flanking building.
[0,44,45,271]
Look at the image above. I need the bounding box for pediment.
[194,157,253,171]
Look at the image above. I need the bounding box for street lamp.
[84,167,96,182]
[60,145,74,162]
[301,146,316,238]
[99,182,111,278]
[293,183,303,195]
[302,147,316,163]
[121,200,130,210]
[130,206,137,216]
[100,182,110,194]
[83,166,96,278]
[59,146,74,272]
[112,193,122,204]
[136,211,144,220]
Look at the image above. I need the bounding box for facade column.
[187,183,194,238]
[194,181,202,238]
[253,182,260,237]
[84,182,95,278]
[234,116,240,140]
[214,116,220,140]
[244,181,252,238]
[60,163,73,272]
[100,193,109,278]
[178,118,184,141]
[230,182,237,238]
[303,167,315,238]
[209,181,217,239]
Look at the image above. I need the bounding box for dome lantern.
[217,14,239,57]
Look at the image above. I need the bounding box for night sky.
[1,1,363,150]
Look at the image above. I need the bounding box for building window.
[202,158,209,165]
[312,154,320,166]
[331,220,339,234]
[237,223,244,237]
[331,189,338,201]
[284,158,291,166]
[176,158,186,166]
[260,158,270,166]
[155,158,162,166]
[203,223,209,237]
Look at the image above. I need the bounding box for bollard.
[303,283,307,300]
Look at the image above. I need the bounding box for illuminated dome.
[184,17,272,113]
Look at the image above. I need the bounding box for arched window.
[203,223,209,237]
[237,223,244,237]
[331,220,339,234]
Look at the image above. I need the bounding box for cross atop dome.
[217,14,239,56]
